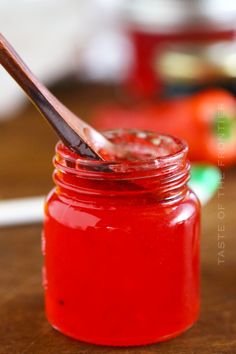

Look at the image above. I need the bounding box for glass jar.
[43,130,200,346]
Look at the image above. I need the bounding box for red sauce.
[43,130,200,346]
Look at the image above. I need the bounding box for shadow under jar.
[43,130,200,346]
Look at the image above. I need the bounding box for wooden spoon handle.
[0,33,106,159]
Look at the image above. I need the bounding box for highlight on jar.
[0,1,235,350]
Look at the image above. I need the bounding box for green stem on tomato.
[212,115,236,140]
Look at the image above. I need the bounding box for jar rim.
[55,129,188,174]
[54,130,190,201]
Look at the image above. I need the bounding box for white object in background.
[0,196,44,228]
[0,0,130,119]
[0,0,100,118]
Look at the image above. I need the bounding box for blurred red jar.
[123,0,236,96]
[43,130,200,346]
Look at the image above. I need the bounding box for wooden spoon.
[0,33,116,160]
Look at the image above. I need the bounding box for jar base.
[49,316,199,347]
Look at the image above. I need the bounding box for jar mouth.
[54,130,189,201]
[55,129,188,176]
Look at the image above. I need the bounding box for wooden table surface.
[0,84,236,354]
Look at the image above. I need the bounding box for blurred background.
[0,0,236,215]
[1,0,236,208]
[0,1,236,351]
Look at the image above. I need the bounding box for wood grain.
[0,83,235,354]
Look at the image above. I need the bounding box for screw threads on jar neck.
[53,130,190,204]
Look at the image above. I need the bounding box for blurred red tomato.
[92,89,236,167]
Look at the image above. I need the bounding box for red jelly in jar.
[43,130,200,346]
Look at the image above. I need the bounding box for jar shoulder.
[45,187,200,229]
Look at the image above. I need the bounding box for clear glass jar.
[43,130,200,346]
